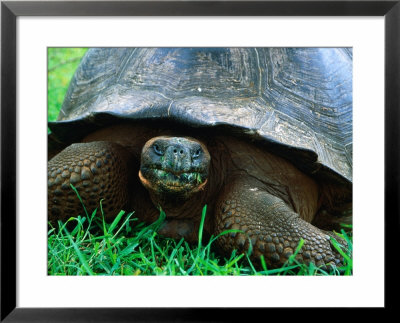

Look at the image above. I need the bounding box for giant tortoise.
[48,48,352,270]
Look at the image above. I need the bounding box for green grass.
[48,186,352,276]
[48,48,88,122]
[47,48,353,276]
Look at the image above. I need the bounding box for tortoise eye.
[193,149,202,159]
[153,144,163,156]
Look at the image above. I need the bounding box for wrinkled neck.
[147,185,209,219]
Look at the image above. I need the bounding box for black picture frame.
[1,0,398,321]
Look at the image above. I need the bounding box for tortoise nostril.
[172,147,185,155]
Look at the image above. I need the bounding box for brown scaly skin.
[48,141,134,223]
[48,124,347,270]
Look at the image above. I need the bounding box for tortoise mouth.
[152,168,206,187]
[139,168,208,195]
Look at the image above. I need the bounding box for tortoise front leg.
[214,177,345,270]
[48,141,134,226]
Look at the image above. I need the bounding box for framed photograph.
[1,0,398,320]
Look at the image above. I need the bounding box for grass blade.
[108,210,126,234]
[197,205,207,249]
[62,227,94,276]
[331,237,352,266]
[70,184,88,218]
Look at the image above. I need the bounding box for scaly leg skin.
[214,177,345,271]
[48,141,133,226]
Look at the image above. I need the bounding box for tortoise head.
[139,136,210,200]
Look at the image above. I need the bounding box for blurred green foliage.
[48,48,88,122]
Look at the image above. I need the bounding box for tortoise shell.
[49,47,352,185]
